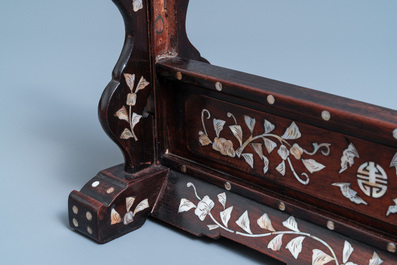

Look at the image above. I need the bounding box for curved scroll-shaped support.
[99,0,154,173]
[99,0,207,173]
[69,0,207,243]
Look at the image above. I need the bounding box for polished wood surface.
[68,0,397,263]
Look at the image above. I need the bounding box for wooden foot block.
[68,164,168,243]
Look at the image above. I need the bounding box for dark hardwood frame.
[68,1,397,264]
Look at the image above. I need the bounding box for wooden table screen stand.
[68,1,397,264]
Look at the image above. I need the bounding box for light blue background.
[1,1,396,264]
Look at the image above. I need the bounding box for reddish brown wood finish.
[68,0,397,263]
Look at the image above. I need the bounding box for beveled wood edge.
[155,57,397,148]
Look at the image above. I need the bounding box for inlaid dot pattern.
[388,243,396,253]
[72,218,79,227]
[267,95,275,105]
[322,110,331,121]
[87,227,93,235]
[86,211,92,221]
[176,72,182,80]
[215,82,222,91]
[92,181,100,188]
[278,202,286,211]
[327,221,335,230]
[107,187,115,194]
[72,205,78,215]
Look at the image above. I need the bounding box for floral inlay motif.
[111,197,149,225]
[115,73,149,141]
[178,182,384,265]
[198,109,331,185]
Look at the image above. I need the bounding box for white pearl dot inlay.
[91,181,100,188]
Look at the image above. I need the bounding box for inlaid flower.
[290,143,303,160]
[194,195,215,221]
[212,137,236,157]
[198,131,211,146]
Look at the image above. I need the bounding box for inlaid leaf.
[263,156,269,174]
[263,138,277,154]
[115,106,129,122]
[268,234,283,251]
[276,161,286,176]
[290,143,304,160]
[282,216,299,232]
[236,210,252,234]
[131,112,142,129]
[229,125,243,146]
[126,196,136,212]
[386,198,397,216]
[124,73,135,91]
[207,224,219,230]
[257,213,275,231]
[213,119,226,138]
[339,143,360,173]
[242,153,254,169]
[390,152,397,175]
[244,115,256,134]
[135,76,149,93]
[312,249,334,265]
[281,122,301,140]
[264,119,275,133]
[286,236,305,259]
[277,145,290,160]
[350,195,367,205]
[332,183,368,205]
[134,198,149,214]
[111,208,121,225]
[178,198,196,213]
[220,206,234,228]
[132,0,143,12]
[302,159,326,173]
[217,192,227,209]
[343,240,354,264]
[251,143,263,159]
[198,131,211,146]
[120,128,134,140]
[369,252,383,265]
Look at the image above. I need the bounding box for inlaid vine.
[198,109,331,185]
[178,182,384,265]
[115,73,149,141]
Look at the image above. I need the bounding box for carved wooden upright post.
[69,0,160,243]
[68,1,397,264]
[68,0,206,244]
